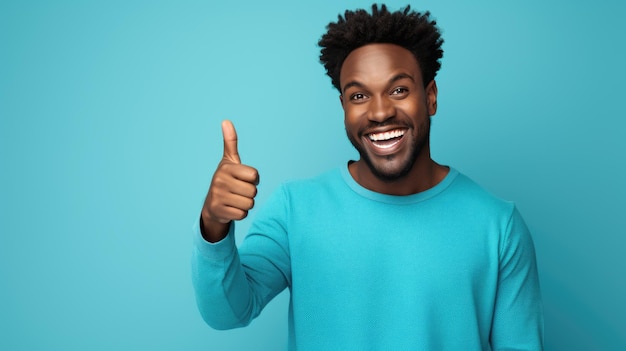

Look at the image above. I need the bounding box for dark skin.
[201,43,447,242]
[201,120,259,242]
[340,43,448,195]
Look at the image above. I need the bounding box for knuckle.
[211,172,224,185]
[221,162,234,171]
[207,200,221,215]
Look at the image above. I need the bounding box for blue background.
[1,0,624,350]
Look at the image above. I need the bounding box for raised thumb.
[221,120,241,164]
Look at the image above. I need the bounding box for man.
[192,4,543,350]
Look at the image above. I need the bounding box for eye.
[350,93,367,101]
[391,87,409,96]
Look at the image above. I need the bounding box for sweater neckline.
[339,162,459,205]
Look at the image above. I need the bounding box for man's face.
[340,43,438,182]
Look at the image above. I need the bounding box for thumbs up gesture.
[201,120,259,242]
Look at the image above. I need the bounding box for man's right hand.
[200,120,259,242]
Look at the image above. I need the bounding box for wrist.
[200,213,230,243]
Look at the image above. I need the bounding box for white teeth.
[368,129,405,141]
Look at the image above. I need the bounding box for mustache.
[357,119,413,136]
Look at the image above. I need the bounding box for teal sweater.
[192,166,544,350]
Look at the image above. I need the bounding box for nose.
[368,96,395,123]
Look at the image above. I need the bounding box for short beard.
[347,117,431,183]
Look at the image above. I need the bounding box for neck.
[349,150,449,196]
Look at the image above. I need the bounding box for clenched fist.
[201,120,259,242]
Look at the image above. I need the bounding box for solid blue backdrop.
[1,0,624,350]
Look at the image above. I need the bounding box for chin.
[364,154,416,182]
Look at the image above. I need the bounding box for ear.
[425,80,438,116]
[339,94,345,109]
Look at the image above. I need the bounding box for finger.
[219,162,259,185]
[209,168,258,202]
[221,120,240,164]
[223,193,256,212]
[208,205,249,223]
[219,206,250,221]
[208,194,254,222]
[228,178,258,199]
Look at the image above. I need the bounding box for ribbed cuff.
[193,219,236,261]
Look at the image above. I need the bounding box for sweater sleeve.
[191,185,291,330]
[490,206,544,350]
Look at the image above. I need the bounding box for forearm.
[191,184,292,330]
[191,223,258,329]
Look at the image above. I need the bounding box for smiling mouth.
[367,129,406,149]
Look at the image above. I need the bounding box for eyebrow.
[341,73,415,94]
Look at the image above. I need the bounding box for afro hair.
[318,4,444,92]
